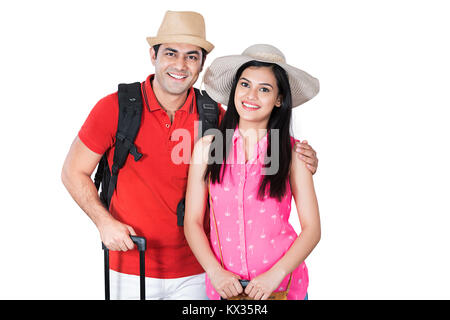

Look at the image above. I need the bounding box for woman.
[184,44,321,300]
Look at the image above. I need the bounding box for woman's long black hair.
[204,60,293,201]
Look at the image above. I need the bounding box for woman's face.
[234,66,282,125]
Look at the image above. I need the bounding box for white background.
[1,0,449,299]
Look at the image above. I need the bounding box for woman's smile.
[242,101,261,111]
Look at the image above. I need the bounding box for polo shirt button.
[165,124,170,128]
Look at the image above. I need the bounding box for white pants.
[110,270,208,300]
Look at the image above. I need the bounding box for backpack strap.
[94,154,106,190]
[195,88,219,137]
[105,82,143,208]
[96,154,110,207]
[176,89,219,227]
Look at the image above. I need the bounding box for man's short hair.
[152,44,208,65]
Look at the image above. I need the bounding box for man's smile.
[168,72,188,80]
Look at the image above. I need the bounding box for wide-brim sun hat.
[147,11,214,53]
[203,44,319,107]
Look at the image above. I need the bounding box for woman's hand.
[208,266,243,299]
[244,268,286,300]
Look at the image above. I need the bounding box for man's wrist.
[92,207,114,229]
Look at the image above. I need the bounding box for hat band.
[147,34,214,53]
[249,52,286,64]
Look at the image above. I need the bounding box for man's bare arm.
[61,136,135,251]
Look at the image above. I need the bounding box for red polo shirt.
[78,75,225,278]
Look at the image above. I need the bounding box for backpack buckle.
[130,144,143,161]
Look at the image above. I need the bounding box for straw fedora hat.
[203,44,319,107]
[147,11,214,53]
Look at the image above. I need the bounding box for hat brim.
[203,55,319,108]
[147,35,214,53]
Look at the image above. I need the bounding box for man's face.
[150,43,204,96]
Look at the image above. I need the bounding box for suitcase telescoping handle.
[102,235,147,300]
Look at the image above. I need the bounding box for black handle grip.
[102,235,146,252]
[239,279,250,289]
[130,235,146,252]
[101,235,147,300]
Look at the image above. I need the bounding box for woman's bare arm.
[184,136,243,298]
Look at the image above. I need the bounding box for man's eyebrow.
[239,77,274,88]
[164,47,178,53]
[164,48,200,55]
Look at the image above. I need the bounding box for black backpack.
[93,82,219,226]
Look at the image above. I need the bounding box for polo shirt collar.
[143,74,195,113]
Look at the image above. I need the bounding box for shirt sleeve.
[78,92,119,155]
[290,136,299,148]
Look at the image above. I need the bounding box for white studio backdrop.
[0,0,449,299]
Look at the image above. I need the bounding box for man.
[61,11,319,300]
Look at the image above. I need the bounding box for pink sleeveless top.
[206,127,308,300]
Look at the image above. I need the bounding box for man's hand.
[294,140,318,175]
[98,215,137,251]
